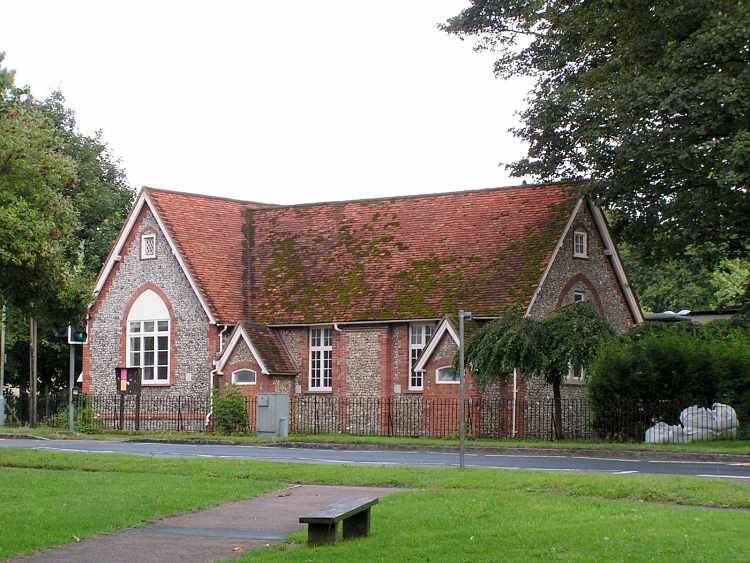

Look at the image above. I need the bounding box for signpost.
[458,309,472,470]
[0,304,6,427]
[115,367,141,431]
[67,326,87,432]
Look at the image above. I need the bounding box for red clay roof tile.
[145,187,273,324]
[247,183,579,324]
[144,183,579,326]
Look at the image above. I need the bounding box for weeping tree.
[464,303,614,439]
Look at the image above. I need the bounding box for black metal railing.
[1,392,256,434]
[2,391,742,442]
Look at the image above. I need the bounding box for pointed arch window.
[127,289,170,384]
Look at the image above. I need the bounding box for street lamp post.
[458,309,472,469]
[0,304,6,427]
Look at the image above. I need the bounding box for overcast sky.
[3,1,532,205]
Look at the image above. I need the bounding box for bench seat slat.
[299,497,378,524]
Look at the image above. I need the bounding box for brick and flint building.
[83,183,642,433]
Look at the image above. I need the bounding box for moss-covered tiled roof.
[247,183,579,324]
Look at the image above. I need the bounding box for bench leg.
[343,508,371,539]
[307,522,337,546]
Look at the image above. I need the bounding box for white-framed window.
[232,369,256,385]
[567,363,585,384]
[573,231,588,258]
[309,327,332,391]
[141,233,156,259]
[436,366,460,384]
[409,323,434,390]
[127,289,170,385]
[574,289,586,304]
[128,319,169,384]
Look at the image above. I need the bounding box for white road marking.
[354,461,400,466]
[33,447,115,454]
[697,474,750,480]
[571,456,640,463]
[464,464,578,472]
[612,470,640,475]
[484,454,566,459]
[648,460,727,465]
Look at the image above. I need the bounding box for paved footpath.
[13,485,400,563]
[3,438,750,480]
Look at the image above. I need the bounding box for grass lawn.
[0,461,281,559]
[251,490,750,562]
[3,425,750,456]
[1,448,749,561]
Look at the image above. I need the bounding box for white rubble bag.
[711,403,738,435]
[645,403,740,443]
[644,421,687,444]
[680,406,719,441]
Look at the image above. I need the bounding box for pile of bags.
[644,403,738,443]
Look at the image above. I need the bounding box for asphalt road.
[3,438,750,481]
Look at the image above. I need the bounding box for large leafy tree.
[0,55,79,320]
[1,53,134,390]
[464,304,613,438]
[443,1,750,264]
[620,243,750,313]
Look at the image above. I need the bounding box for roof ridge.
[248,180,583,211]
[144,180,585,212]
[142,186,278,207]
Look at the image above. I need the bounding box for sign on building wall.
[115,367,141,395]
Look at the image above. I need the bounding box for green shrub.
[588,324,750,439]
[51,402,96,433]
[212,385,249,434]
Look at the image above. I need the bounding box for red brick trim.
[556,273,603,313]
[120,283,178,386]
[90,205,154,321]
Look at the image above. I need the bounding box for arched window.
[436,366,460,384]
[232,369,257,385]
[127,289,170,384]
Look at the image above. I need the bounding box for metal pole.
[0,304,7,426]
[68,338,75,432]
[459,310,465,470]
[512,368,518,437]
[30,317,38,427]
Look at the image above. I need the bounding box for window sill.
[141,382,171,387]
[305,390,332,394]
[564,379,584,386]
[573,254,590,260]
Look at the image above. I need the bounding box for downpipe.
[512,368,518,438]
[205,324,230,429]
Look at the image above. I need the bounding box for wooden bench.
[299,496,378,546]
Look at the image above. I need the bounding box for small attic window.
[573,231,588,258]
[574,289,586,304]
[141,233,156,259]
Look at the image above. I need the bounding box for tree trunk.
[552,379,563,440]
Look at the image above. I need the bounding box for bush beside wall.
[587,322,750,438]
